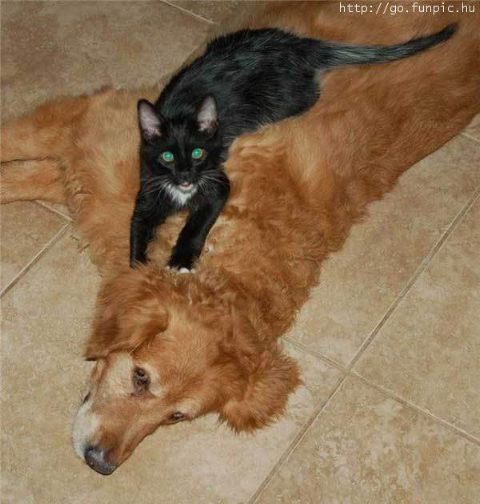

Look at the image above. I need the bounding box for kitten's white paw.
[165,265,195,274]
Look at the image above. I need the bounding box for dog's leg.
[0,159,66,204]
[1,96,89,163]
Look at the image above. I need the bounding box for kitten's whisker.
[152,186,167,208]
[200,174,229,188]
[142,181,172,208]
[142,176,170,188]
[141,174,169,182]
[198,181,212,197]
[141,185,167,198]
[141,176,171,194]
[200,172,223,180]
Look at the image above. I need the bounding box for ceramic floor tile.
[1,1,209,121]
[171,0,243,23]
[288,134,480,366]
[463,113,480,142]
[1,231,98,503]
[355,195,480,438]
[256,377,480,504]
[2,248,342,504]
[1,201,67,292]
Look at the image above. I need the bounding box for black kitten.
[132,96,227,270]
[131,25,455,270]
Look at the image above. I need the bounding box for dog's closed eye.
[132,367,150,394]
[169,412,185,423]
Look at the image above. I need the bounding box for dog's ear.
[85,299,119,360]
[85,288,169,360]
[219,310,301,431]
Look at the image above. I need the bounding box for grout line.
[282,335,347,372]
[0,224,70,298]
[351,372,480,446]
[460,131,480,145]
[251,363,480,504]
[251,187,480,501]
[249,373,348,504]
[160,0,215,25]
[347,184,480,370]
[35,200,72,222]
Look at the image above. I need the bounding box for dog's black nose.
[84,446,116,475]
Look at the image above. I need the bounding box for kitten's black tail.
[313,24,456,69]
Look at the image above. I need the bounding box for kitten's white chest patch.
[166,185,197,207]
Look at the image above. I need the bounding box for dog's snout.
[84,445,117,475]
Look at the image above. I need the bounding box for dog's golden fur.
[2,2,479,471]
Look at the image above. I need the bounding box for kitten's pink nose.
[178,182,193,192]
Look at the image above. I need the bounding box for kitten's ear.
[138,99,162,141]
[197,96,218,134]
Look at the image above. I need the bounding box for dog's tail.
[309,24,456,69]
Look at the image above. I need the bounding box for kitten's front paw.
[168,249,197,272]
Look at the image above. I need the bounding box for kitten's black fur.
[131,25,455,270]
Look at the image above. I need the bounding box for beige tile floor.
[1,2,479,503]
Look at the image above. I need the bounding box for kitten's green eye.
[191,148,204,160]
[161,151,174,163]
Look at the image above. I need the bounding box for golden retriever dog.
[1,2,479,475]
